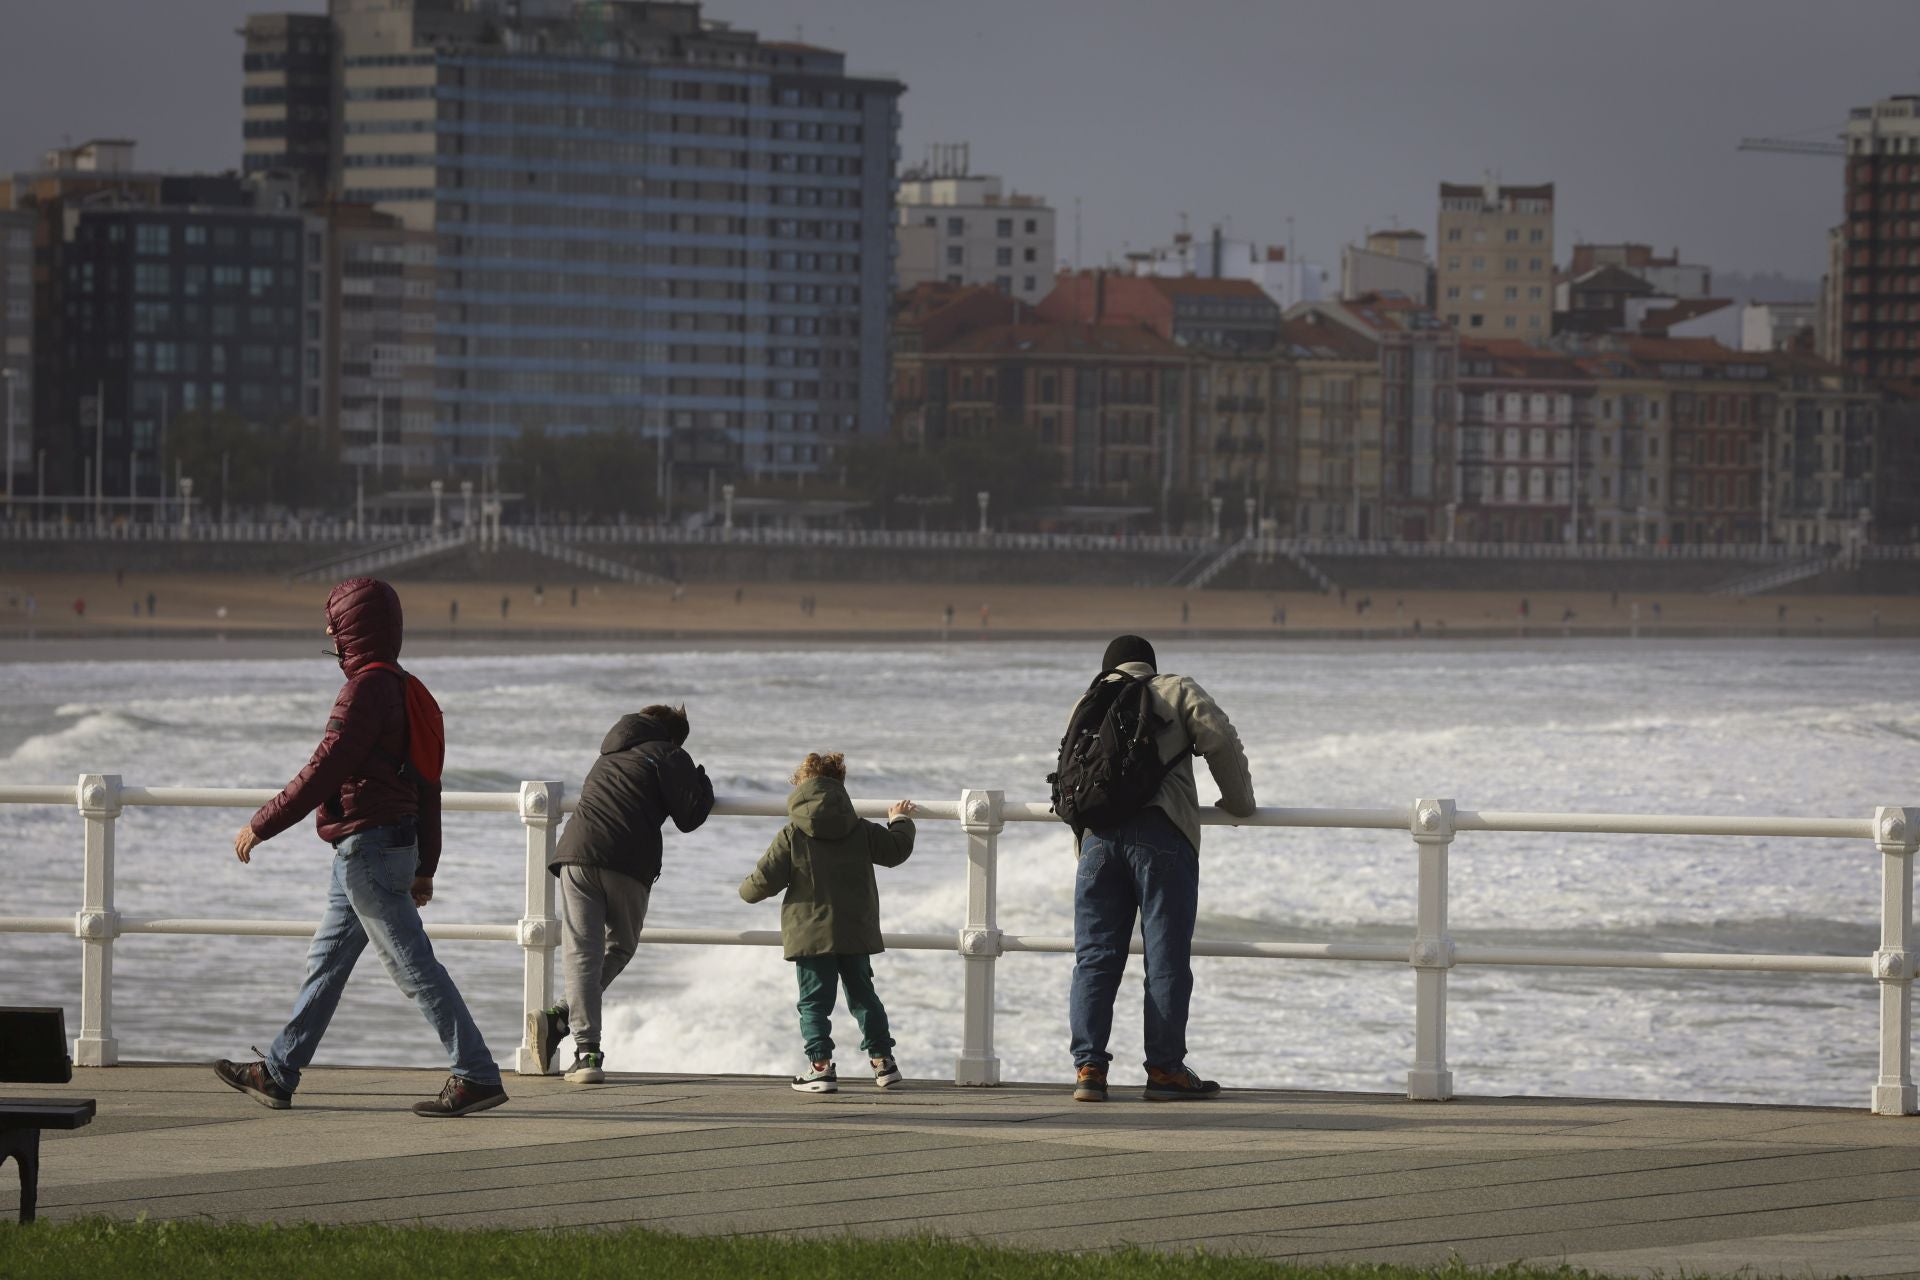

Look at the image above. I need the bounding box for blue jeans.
[1068,808,1199,1072]
[264,824,500,1093]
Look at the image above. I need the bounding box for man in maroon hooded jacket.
[214,578,507,1117]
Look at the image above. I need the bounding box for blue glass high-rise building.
[257,1,903,479]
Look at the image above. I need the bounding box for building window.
[1023,246,1036,263]
[136,224,170,256]
[1505,316,1518,329]
[994,275,1012,293]
[1470,314,1484,328]
[995,247,1012,267]
[945,246,962,266]
[1505,257,1519,272]
[1022,275,1036,293]
[1528,257,1543,271]
[1446,256,1460,270]
[946,216,964,236]
[996,218,1012,237]
[1504,286,1518,301]
[1530,228,1544,242]
[1445,285,1460,299]
[1471,286,1485,301]
[1529,285,1543,300]
[1471,256,1484,270]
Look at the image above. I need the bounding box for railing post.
[955,788,1004,1086]
[1872,805,1917,1115]
[1408,797,1456,1100]
[515,780,563,1075]
[74,773,122,1066]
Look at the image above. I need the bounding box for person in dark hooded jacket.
[530,704,714,1083]
[215,577,507,1118]
[740,752,915,1095]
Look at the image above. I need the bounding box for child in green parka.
[740,751,916,1094]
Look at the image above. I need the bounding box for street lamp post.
[460,479,474,530]
[179,476,194,532]
[722,482,735,533]
[1243,495,1256,541]
[2,367,15,516]
[430,478,444,533]
[976,490,990,536]
[1208,494,1223,541]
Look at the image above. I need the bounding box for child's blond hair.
[790,751,846,785]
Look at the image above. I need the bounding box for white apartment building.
[1125,224,1331,310]
[895,150,1056,302]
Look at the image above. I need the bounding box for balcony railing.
[0,776,1913,1114]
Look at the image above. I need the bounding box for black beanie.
[1102,634,1156,671]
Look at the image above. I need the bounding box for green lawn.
[0,1219,1631,1280]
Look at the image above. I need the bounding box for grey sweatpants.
[557,864,652,1049]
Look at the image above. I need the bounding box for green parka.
[739,776,914,960]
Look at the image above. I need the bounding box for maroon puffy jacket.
[249,578,445,876]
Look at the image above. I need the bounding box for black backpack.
[1049,668,1179,834]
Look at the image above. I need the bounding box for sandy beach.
[0,570,1913,658]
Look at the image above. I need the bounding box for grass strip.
[0,1217,1658,1280]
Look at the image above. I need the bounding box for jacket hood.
[601,713,676,755]
[787,776,858,840]
[326,578,403,675]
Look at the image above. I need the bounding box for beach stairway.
[288,532,469,583]
[1710,554,1837,597]
[502,529,674,586]
[1170,538,1248,588]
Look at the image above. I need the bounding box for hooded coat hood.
[327,578,403,675]
[786,776,859,841]
[600,713,674,756]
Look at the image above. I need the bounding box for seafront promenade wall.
[6,527,1920,594]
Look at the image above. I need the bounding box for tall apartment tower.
[241,14,335,199]
[1841,94,1920,379]
[246,0,904,476]
[1435,178,1554,340]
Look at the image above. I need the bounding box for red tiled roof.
[930,321,1183,357]
[1638,297,1734,331]
[1276,316,1377,361]
[1137,276,1274,301]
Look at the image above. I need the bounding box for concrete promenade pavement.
[8,1065,1920,1276]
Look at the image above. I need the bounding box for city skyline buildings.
[3,0,1913,287]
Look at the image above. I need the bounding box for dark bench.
[1,1007,96,1224]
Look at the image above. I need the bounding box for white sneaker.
[791,1062,837,1093]
[871,1056,903,1089]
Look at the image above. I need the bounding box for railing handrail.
[1,777,1913,1113]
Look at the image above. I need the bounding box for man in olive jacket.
[740,752,915,1093]
[533,704,713,1083]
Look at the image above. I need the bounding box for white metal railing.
[0,775,1913,1114]
[6,518,1919,563]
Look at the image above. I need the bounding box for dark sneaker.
[528,1003,569,1074]
[411,1075,509,1117]
[214,1058,291,1110]
[870,1056,903,1089]
[1073,1064,1108,1103]
[1143,1064,1221,1101]
[563,1050,605,1084]
[792,1062,837,1094]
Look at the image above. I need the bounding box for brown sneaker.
[411,1074,508,1117]
[1073,1064,1108,1102]
[1144,1064,1221,1101]
[214,1058,292,1109]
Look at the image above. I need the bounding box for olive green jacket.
[739,777,915,960]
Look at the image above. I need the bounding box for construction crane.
[1738,137,1845,157]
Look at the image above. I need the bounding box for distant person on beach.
[500,595,510,619]
[740,752,915,1094]
[216,577,507,1118]
[531,704,714,1084]
[449,599,459,626]
[944,603,955,628]
[72,597,85,618]
[1052,635,1256,1103]
[146,591,156,617]
[979,603,990,629]
[570,586,579,608]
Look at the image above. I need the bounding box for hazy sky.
[4,0,1913,280]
